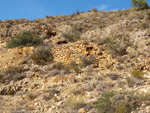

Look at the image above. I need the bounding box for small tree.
[131,0,149,9]
[92,8,98,13]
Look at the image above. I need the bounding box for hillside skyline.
[1,0,149,20]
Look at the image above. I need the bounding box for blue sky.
[0,0,149,20]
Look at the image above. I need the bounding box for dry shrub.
[31,45,53,65]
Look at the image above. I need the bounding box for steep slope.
[0,8,150,113]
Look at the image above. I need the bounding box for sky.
[0,0,150,20]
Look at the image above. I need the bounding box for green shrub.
[126,77,132,87]
[7,31,43,48]
[96,91,139,113]
[115,102,128,113]
[53,62,64,70]
[31,45,53,65]
[0,74,6,83]
[64,65,71,73]
[70,61,81,73]
[96,91,115,113]
[131,70,144,79]
[27,93,36,100]
[131,0,149,9]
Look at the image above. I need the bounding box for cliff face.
[0,8,150,113]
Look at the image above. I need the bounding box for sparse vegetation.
[49,69,60,76]
[102,34,132,57]
[69,61,81,73]
[1,65,26,82]
[27,93,36,100]
[79,56,96,68]
[0,74,6,83]
[64,64,71,74]
[31,45,53,65]
[95,91,115,113]
[92,8,98,13]
[53,62,64,70]
[5,65,24,75]
[126,76,144,87]
[95,91,141,113]
[131,70,144,79]
[7,31,43,48]
[139,21,150,30]
[67,95,86,109]
[61,24,84,42]
[126,77,133,87]
[0,6,150,113]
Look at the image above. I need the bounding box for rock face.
[0,9,150,113]
[52,41,100,64]
[133,56,150,71]
[0,45,34,71]
[52,41,117,69]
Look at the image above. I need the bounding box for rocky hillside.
[0,8,150,113]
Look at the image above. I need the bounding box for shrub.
[115,102,128,113]
[0,74,6,83]
[126,77,132,87]
[131,70,144,79]
[70,61,81,73]
[76,10,80,15]
[72,65,80,73]
[7,31,43,48]
[27,93,36,100]
[5,65,24,75]
[45,15,50,18]
[131,0,149,9]
[146,11,150,20]
[79,56,96,68]
[106,73,120,80]
[99,22,105,28]
[92,8,98,13]
[102,34,132,57]
[95,91,139,113]
[95,91,115,113]
[61,24,83,42]
[67,95,86,109]
[126,77,144,87]
[64,65,71,73]
[139,22,150,30]
[31,45,53,65]
[138,92,150,101]
[3,65,26,82]
[49,69,60,76]
[53,62,64,70]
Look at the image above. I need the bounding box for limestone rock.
[78,108,86,113]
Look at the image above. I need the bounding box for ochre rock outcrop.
[52,41,117,69]
[0,46,34,71]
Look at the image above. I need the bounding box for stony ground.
[0,8,150,113]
